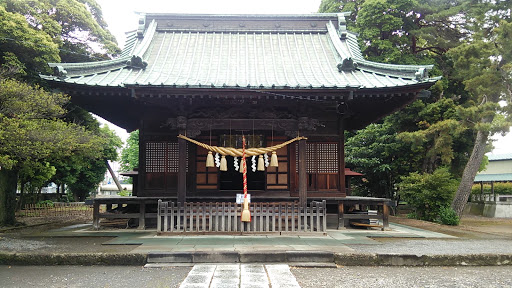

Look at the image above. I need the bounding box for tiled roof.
[474,173,512,182]
[42,13,437,90]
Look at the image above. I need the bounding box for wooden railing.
[157,200,327,234]
[17,202,93,218]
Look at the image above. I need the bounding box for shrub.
[36,200,54,207]
[438,206,459,225]
[398,167,459,223]
[471,182,512,195]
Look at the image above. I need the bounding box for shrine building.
[41,13,438,231]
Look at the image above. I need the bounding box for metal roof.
[474,173,512,182]
[41,13,437,90]
[487,154,512,161]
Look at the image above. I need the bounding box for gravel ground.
[347,239,512,255]
[293,266,512,288]
[0,238,53,251]
[0,265,190,288]
[1,265,511,288]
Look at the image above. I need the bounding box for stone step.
[146,251,335,264]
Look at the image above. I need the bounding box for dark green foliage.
[398,168,459,222]
[438,206,460,226]
[120,130,139,172]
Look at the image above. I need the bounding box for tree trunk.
[17,181,26,211]
[0,169,19,226]
[451,127,490,217]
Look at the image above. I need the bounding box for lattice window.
[317,143,338,173]
[295,142,340,191]
[295,143,337,173]
[145,141,187,173]
[167,142,178,172]
[145,142,166,173]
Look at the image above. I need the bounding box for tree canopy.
[0,0,122,226]
[320,0,512,218]
[0,0,120,80]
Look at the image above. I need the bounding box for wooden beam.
[338,117,346,195]
[178,129,187,203]
[298,139,307,207]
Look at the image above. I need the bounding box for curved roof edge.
[326,21,433,81]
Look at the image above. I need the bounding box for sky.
[93,0,511,155]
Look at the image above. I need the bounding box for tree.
[449,19,512,217]
[1,0,119,62]
[48,110,123,201]
[120,130,139,172]
[0,6,60,79]
[345,122,420,199]
[320,1,512,220]
[67,125,122,201]
[0,77,104,225]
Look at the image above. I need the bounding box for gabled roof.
[41,13,437,90]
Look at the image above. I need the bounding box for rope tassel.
[270,151,278,167]
[206,151,215,167]
[257,155,265,171]
[220,155,227,171]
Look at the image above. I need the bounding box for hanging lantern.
[257,155,265,171]
[206,151,215,167]
[270,151,278,167]
[220,155,227,171]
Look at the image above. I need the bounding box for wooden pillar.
[138,200,146,229]
[298,138,307,207]
[338,117,346,195]
[178,129,187,204]
[137,120,144,196]
[93,200,100,230]
[382,203,390,231]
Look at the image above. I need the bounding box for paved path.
[180,264,300,288]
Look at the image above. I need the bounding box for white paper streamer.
[234,157,239,171]
[215,153,220,167]
[251,155,256,172]
[264,153,269,167]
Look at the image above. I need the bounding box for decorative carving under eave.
[160,118,177,129]
[176,116,187,130]
[186,129,201,138]
[337,58,358,72]
[285,130,299,138]
[298,117,324,131]
[188,108,295,120]
[126,55,148,69]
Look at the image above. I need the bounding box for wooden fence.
[157,200,327,234]
[17,202,93,218]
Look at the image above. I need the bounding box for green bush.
[438,206,459,225]
[398,167,459,223]
[36,200,54,207]
[471,182,512,195]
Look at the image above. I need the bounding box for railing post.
[157,199,162,232]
